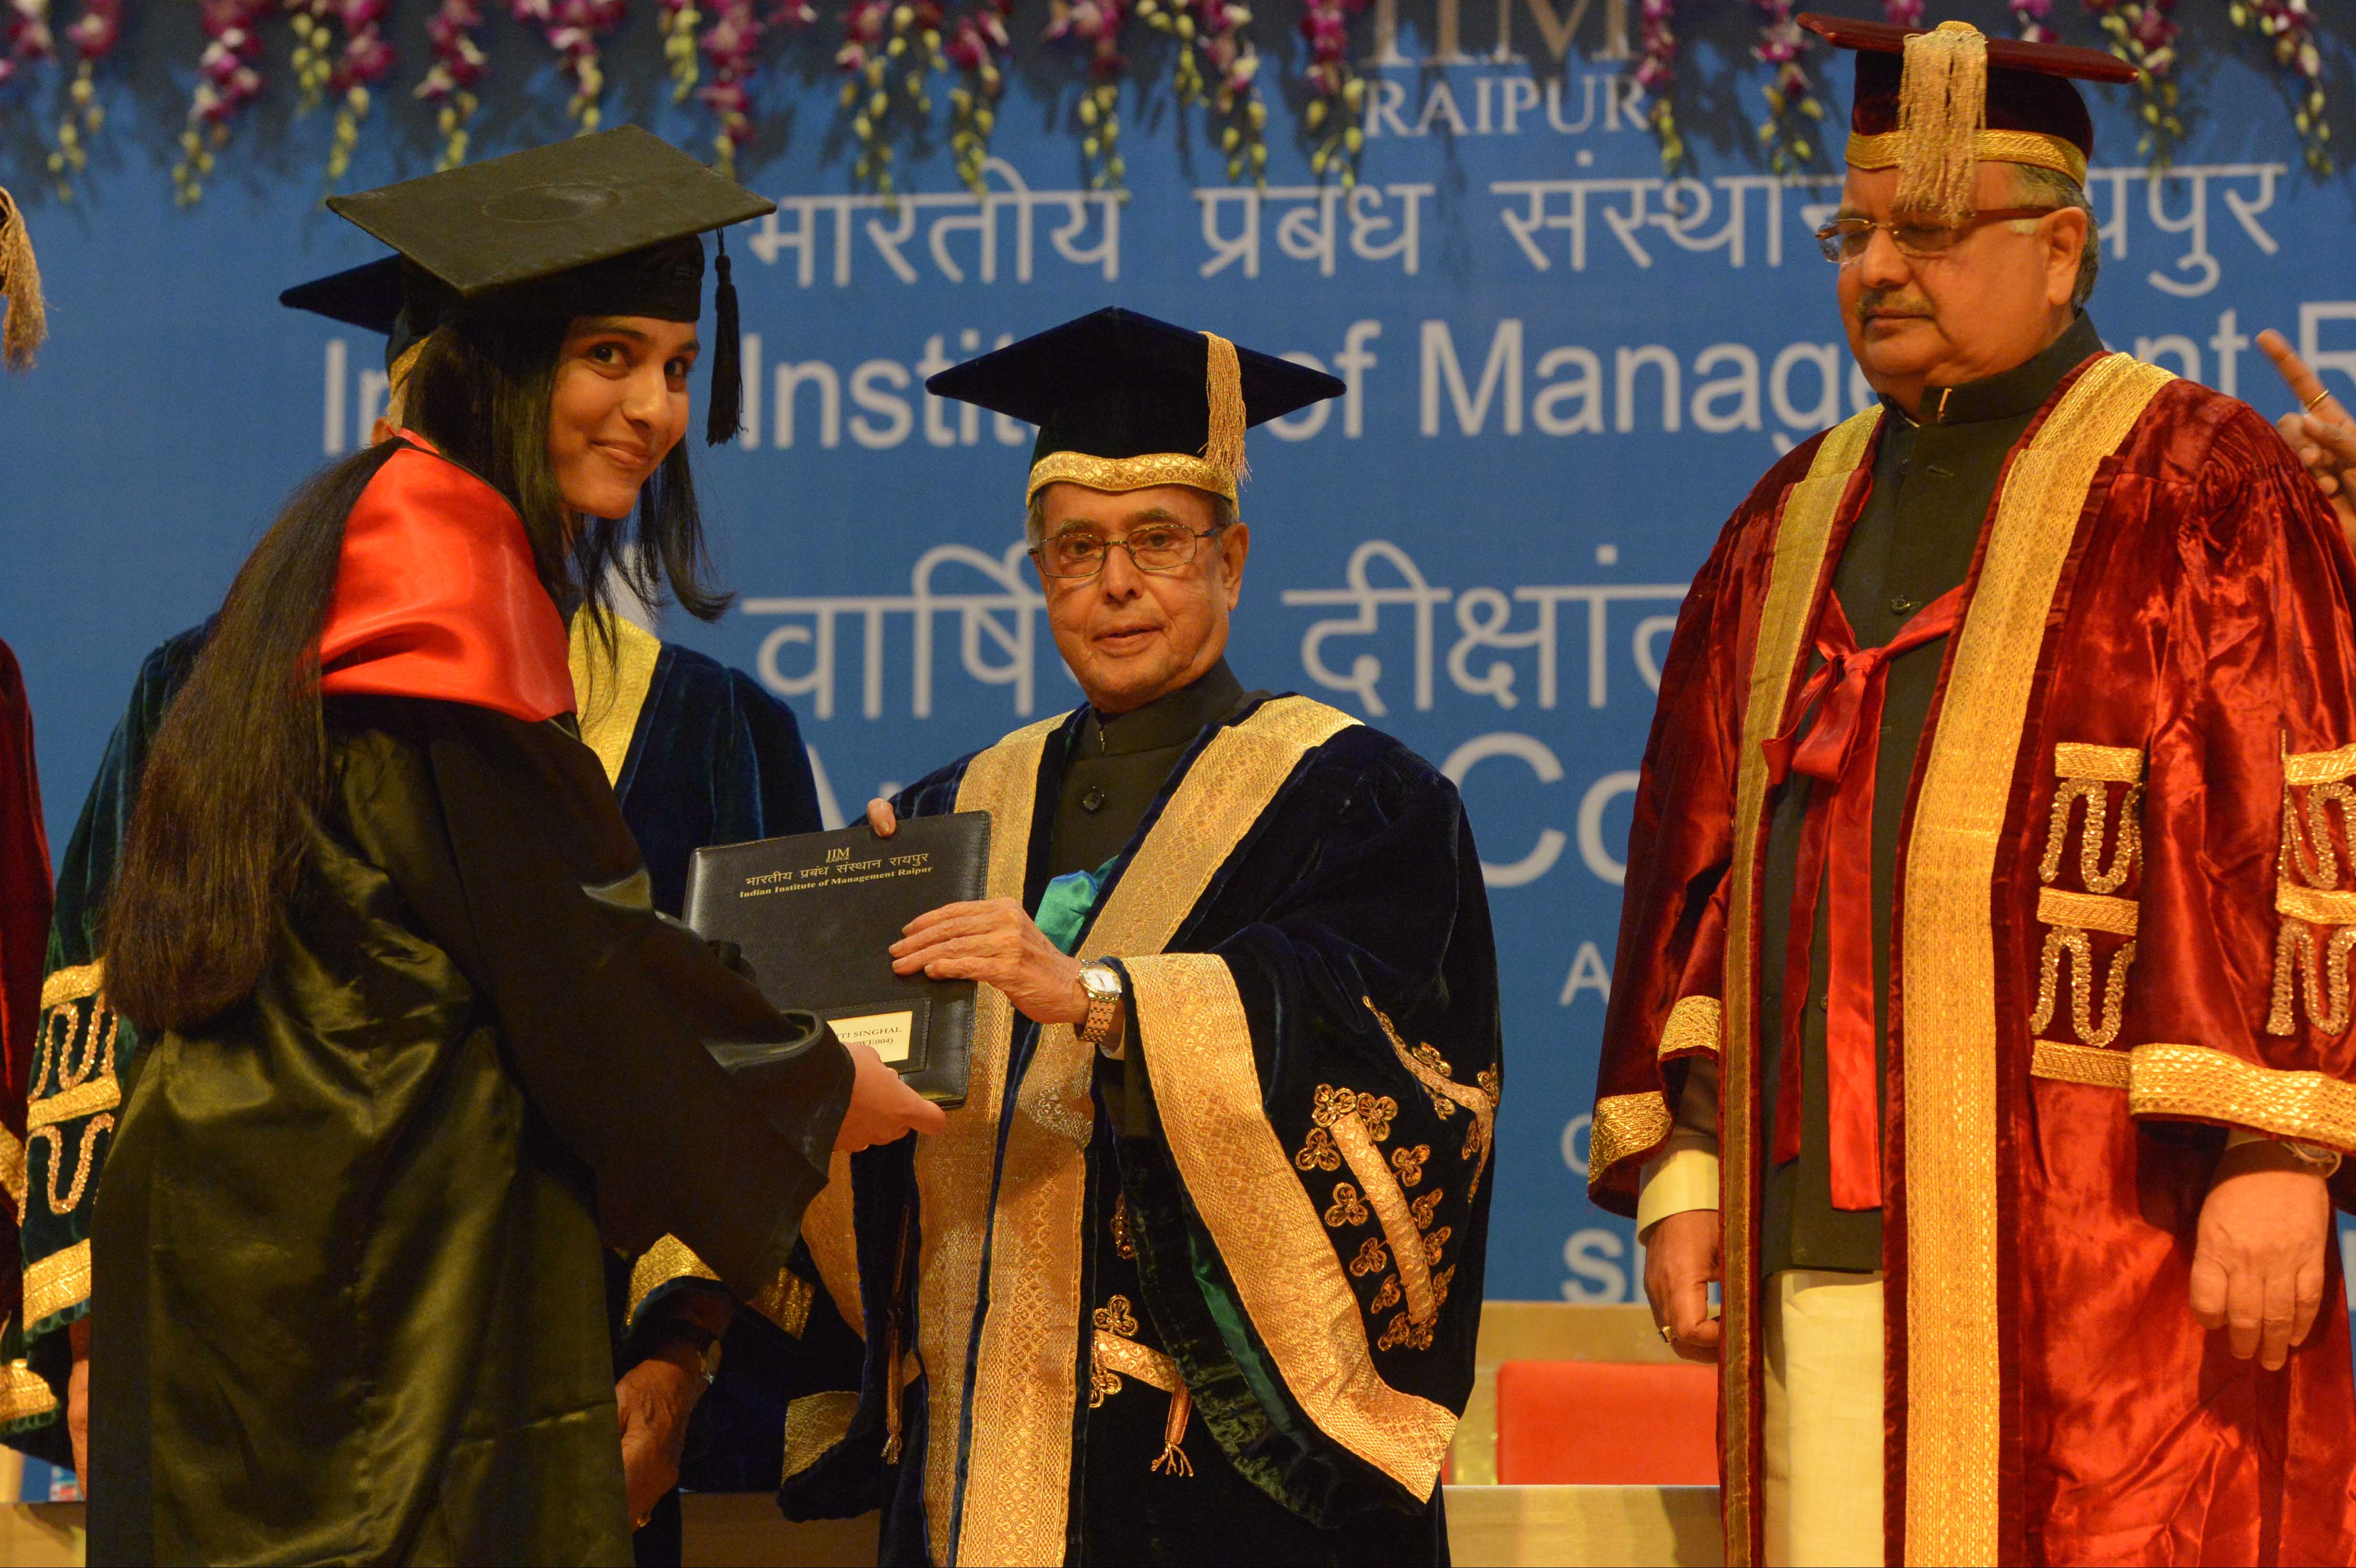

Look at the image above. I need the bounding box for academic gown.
[74,440,851,1566]
[0,640,49,1431]
[10,616,828,1491]
[776,666,1504,1567]
[1592,342,2356,1565]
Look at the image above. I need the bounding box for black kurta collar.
[1080,658,1247,757]
[1888,311,2105,427]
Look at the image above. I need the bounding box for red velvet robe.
[0,639,48,1362]
[1592,349,2356,1567]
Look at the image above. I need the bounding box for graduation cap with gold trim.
[925,307,1345,506]
[1798,13,2136,226]
[287,126,774,444]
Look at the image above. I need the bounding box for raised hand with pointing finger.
[2259,328,2356,550]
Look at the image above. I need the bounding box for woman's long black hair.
[104,314,730,1032]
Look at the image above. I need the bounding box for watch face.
[1082,967,1122,999]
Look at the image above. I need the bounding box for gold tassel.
[1894,20,1988,228]
[0,185,48,374]
[1200,330,1250,492]
[1150,1385,1194,1477]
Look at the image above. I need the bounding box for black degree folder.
[686,812,990,1108]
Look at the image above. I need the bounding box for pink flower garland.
[510,0,629,130]
[945,0,1010,191]
[2009,0,2053,42]
[414,0,484,167]
[2083,0,2179,165]
[1633,0,1681,172]
[659,0,698,106]
[173,0,273,203]
[327,0,394,183]
[1751,0,1823,176]
[1298,0,1366,184]
[1138,0,1262,184]
[47,0,119,196]
[2229,0,2331,172]
[698,0,818,178]
[841,0,946,195]
[0,0,55,91]
[1046,0,1129,187]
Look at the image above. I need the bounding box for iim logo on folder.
[685,811,990,1108]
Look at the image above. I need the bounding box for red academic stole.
[318,434,575,723]
[1761,583,1964,1210]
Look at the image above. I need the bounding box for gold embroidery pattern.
[1361,1000,1497,1199]
[1588,1092,1673,1185]
[24,1240,90,1328]
[26,1076,118,1132]
[0,1358,56,1426]
[0,1128,20,1218]
[802,1152,864,1340]
[781,1390,862,1483]
[916,713,1061,1565]
[1093,1295,1140,1337]
[1326,1109,1436,1326]
[626,1235,719,1322]
[1902,352,2172,1567]
[751,1271,817,1339]
[28,967,122,1222]
[1390,1144,1429,1188]
[1408,1189,1445,1229]
[2270,745,2356,1036]
[1322,1183,1368,1228]
[1719,406,1881,1564]
[2127,1042,2356,1149]
[34,1117,109,1221]
[1127,950,1459,1503]
[1111,1193,1136,1259]
[1368,1274,1402,1314]
[1088,1329,1196,1476]
[2029,1040,2129,1089]
[1293,1125,1341,1172]
[1348,1237,1389,1276]
[954,697,1363,1564]
[1027,449,1237,505]
[1657,993,1724,1059]
[2031,748,2145,1055]
[567,611,662,787]
[1373,1265,1456,1353]
[36,963,101,1013]
[2029,928,2135,1048]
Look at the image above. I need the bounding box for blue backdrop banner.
[5,0,2356,1306]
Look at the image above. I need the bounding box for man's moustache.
[1859,291,1936,318]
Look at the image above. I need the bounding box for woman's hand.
[866,798,898,838]
[891,898,1089,1025]
[835,1038,948,1150]
[615,1345,703,1528]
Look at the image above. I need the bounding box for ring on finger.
[1658,1322,1676,1345]
[2309,387,2337,412]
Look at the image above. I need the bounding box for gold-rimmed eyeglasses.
[1031,522,1224,579]
[1814,207,2061,264]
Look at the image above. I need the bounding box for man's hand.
[2258,328,2356,550]
[837,1038,948,1150]
[616,1344,704,1529]
[2189,1139,2332,1371]
[66,1317,88,1492]
[1642,1208,1723,1364]
[866,797,898,838]
[891,898,1089,1026]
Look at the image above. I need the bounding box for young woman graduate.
[81,128,943,1567]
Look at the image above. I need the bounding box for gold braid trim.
[2053,743,2144,784]
[38,963,101,1013]
[1090,1330,1195,1476]
[567,611,662,788]
[0,1359,55,1426]
[23,1241,89,1327]
[1327,1112,1434,1326]
[781,1390,862,1483]
[2127,1043,2356,1152]
[1589,1091,1674,1186]
[2030,1040,2129,1089]
[2287,743,2356,787]
[1026,451,1239,505]
[627,1235,719,1321]
[750,1271,816,1339]
[27,1074,119,1132]
[1844,128,2089,185]
[2036,888,2139,937]
[801,1152,864,1339]
[0,1128,20,1216]
[2280,884,2356,926]
[1656,993,1722,1059]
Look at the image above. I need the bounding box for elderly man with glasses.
[772,307,1501,1566]
[1592,15,2356,1568]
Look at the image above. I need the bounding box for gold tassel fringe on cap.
[0,185,48,374]
[1201,330,1250,491]
[1894,21,1989,226]
[1024,328,1253,505]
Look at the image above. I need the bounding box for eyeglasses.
[1815,207,2061,264]
[1031,522,1224,580]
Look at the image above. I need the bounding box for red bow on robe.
[1760,584,1964,1211]
[318,434,575,723]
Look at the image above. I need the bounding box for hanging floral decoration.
[2009,0,2053,42]
[1632,0,1680,172]
[660,0,697,102]
[511,0,629,130]
[696,0,812,179]
[287,0,338,113]
[1298,0,1365,185]
[415,0,485,168]
[1750,0,1822,176]
[1046,0,1128,188]
[47,0,122,197]
[944,0,1009,191]
[1137,0,1262,185]
[2228,0,2329,172]
[0,0,54,91]
[324,0,395,182]
[2083,0,2180,165]
[1880,0,1921,26]
[172,0,273,204]
[841,0,946,195]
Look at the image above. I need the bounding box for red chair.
[1493,1360,1720,1485]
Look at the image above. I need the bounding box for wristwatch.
[1077,961,1125,1054]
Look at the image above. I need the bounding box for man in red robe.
[1592,15,2356,1566]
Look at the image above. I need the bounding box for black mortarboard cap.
[925,307,1344,504]
[310,126,775,444]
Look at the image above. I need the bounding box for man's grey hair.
[1025,488,1239,547]
[2009,163,2100,310]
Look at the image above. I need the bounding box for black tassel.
[706,230,744,446]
